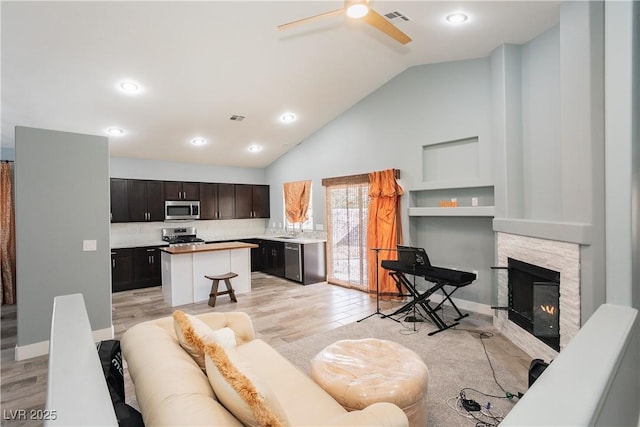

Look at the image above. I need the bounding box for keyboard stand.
[381,260,476,336]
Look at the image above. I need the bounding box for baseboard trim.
[14,325,114,361]
[427,293,494,317]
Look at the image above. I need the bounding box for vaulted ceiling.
[1,1,560,168]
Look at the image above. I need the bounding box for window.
[283,185,313,231]
[325,180,369,292]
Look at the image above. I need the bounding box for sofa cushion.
[173,310,227,368]
[121,320,243,426]
[204,342,290,427]
[237,339,347,426]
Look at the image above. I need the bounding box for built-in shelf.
[408,206,496,217]
[411,181,494,192]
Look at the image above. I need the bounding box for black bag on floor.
[528,358,550,387]
[97,340,145,427]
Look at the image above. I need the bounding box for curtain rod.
[321,169,400,187]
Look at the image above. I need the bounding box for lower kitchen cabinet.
[239,238,262,272]
[133,246,162,288]
[111,245,164,292]
[253,239,326,284]
[259,240,285,278]
[111,248,133,292]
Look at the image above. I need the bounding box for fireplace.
[508,258,561,351]
[495,233,580,359]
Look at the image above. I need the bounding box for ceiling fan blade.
[362,8,412,44]
[278,8,345,31]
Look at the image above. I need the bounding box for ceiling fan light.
[347,4,369,19]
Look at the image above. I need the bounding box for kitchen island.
[159,241,258,307]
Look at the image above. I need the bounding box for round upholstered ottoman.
[310,338,429,426]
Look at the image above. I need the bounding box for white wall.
[110,156,265,184]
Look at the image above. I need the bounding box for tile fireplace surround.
[494,232,581,361]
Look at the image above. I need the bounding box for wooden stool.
[205,272,238,307]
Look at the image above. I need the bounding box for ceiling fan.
[277,0,412,45]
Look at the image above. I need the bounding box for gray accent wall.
[15,127,111,350]
[266,57,495,305]
[492,2,606,322]
[605,0,639,309]
[266,57,492,229]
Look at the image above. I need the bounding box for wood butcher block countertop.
[159,241,258,255]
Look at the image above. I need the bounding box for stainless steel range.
[162,227,205,247]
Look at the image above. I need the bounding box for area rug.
[274,313,530,426]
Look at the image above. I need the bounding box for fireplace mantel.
[493,218,592,245]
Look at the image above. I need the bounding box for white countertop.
[111,234,326,249]
[258,235,326,244]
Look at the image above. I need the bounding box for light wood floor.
[0,273,402,426]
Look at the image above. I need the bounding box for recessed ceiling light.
[248,144,262,153]
[118,80,141,94]
[446,12,469,24]
[191,137,207,146]
[106,127,125,136]
[281,113,296,123]
[347,3,369,19]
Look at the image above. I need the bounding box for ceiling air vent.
[230,115,246,121]
[384,11,410,22]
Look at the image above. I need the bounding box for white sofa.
[121,311,409,426]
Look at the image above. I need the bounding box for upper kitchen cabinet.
[235,184,270,219]
[200,183,236,220]
[164,181,200,201]
[128,179,165,222]
[110,178,129,223]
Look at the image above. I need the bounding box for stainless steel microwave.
[165,200,200,221]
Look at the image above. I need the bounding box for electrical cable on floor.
[444,330,524,425]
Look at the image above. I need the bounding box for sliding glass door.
[325,182,369,292]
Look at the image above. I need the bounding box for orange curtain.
[0,162,16,305]
[366,169,403,297]
[283,180,311,223]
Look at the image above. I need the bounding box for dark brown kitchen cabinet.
[110,178,129,223]
[128,180,165,222]
[111,248,133,292]
[200,183,236,220]
[235,184,270,219]
[164,181,200,201]
[133,246,162,288]
[259,240,284,277]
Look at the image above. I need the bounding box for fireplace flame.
[540,304,556,315]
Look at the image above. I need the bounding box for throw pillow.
[211,326,237,349]
[204,342,289,427]
[173,310,236,368]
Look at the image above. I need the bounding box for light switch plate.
[83,240,97,251]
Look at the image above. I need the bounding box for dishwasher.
[284,243,302,282]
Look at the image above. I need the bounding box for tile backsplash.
[110,219,269,248]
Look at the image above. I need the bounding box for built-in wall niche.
[411,186,494,208]
[422,136,479,183]
[408,184,495,217]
